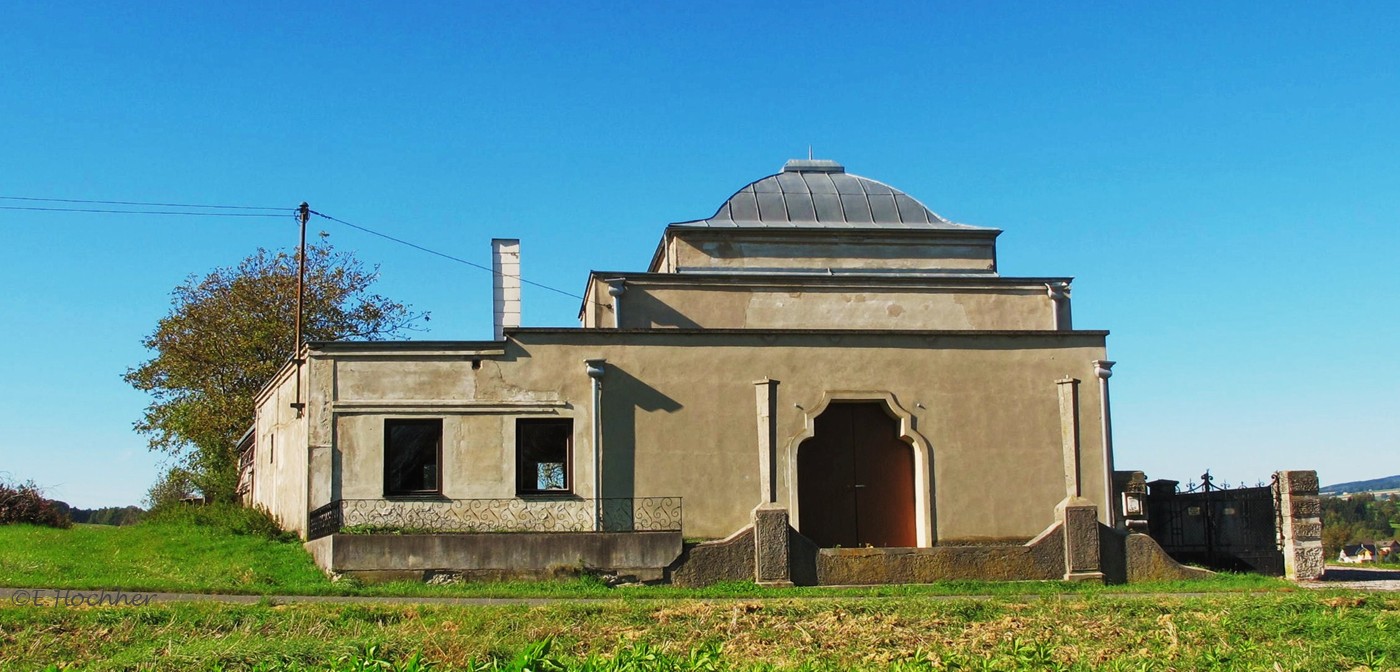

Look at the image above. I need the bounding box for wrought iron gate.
[1144,471,1284,575]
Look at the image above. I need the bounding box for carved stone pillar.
[1275,470,1324,580]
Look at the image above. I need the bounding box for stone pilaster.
[752,503,793,587]
[753,379,780,504]
[585,359,606,531]
[1275,470,1324,580]
[1046,282,1073,330]
[1055,375,1101,581]
[1093,360,1117,528]
[606,279,627,328]
[1056,378,1082,498]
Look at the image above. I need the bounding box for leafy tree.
[144,465,202,510]
[125,243,425,503]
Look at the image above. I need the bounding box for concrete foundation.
[307,531,682,583]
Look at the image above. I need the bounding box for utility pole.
[292,202,309,416]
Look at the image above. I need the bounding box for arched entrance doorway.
[797,402,917,547]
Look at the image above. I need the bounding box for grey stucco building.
[242,159,1207,584]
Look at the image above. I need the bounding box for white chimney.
[491,239,521,340]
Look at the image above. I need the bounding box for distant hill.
[1320,475,1400,496]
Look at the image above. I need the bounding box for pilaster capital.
[585,358,607,381]
[1093,360,1116,380]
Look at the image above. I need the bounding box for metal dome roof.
[673,159,985,230]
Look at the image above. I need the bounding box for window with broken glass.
[516,418,572,495]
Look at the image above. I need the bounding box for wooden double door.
[797,402,917,548]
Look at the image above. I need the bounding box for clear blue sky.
[3,3,1396,508]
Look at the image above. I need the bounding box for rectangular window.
[384,419,442,496]
[516,418,572,495]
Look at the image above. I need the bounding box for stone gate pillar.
[1275,470,1324,580]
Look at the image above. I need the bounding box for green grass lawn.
[0,522,332,595]
[2,592,1396,670]
[1,514,1387,670]
[0,520,1289,600]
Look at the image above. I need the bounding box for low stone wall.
[1099,526,1214,583]
[669,526,755,587]
[810,526,1065,585]
[674,523,1067,587]
[307,531,683,583]
[672,517,1211,587]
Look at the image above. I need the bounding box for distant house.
[1379,540,1400,562]
[1339,543,1378,563]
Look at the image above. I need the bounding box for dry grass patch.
[3,592,1398,670]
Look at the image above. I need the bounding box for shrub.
[0,479,72,529]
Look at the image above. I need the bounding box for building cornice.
[584,270,1072,288]
[509,327,1109,339]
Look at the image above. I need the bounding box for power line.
[0,195,288,211]
[309,209,586,301]
[0,193,591,304]
[0,205,288,217]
